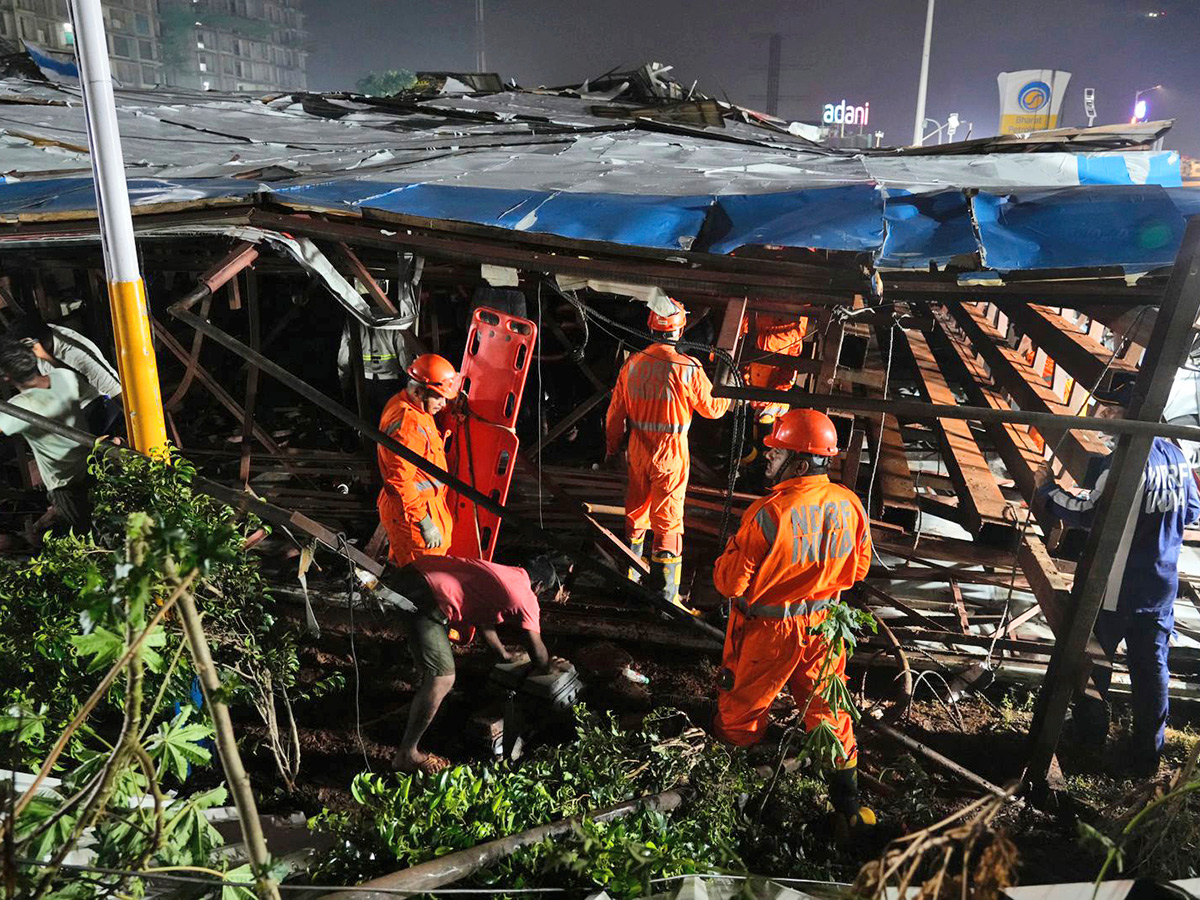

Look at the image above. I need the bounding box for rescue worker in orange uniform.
[742,313,809,425]
[740,313,809,468]
[377,354,460,568]
[605,299,730,608]
[713,408,875,831]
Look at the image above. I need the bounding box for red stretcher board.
[446,307,537,560]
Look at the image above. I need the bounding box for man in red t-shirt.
[386,554,565,774]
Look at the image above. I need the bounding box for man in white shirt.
[11,315,122,400]
[10,315,123,436]
[0,338,97,532]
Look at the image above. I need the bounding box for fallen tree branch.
[314,788,687,900]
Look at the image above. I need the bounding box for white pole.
[475,0,486,72]
[70,0,137,283]
[68,0,168,453]
[911,0,936,146]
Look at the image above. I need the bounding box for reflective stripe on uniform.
[630,420,690,434]
[755,506,778,546]
[413,478,442,493]
[734,595,834,619]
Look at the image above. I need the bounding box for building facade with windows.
[0,0,306,92]
[158,0,306,93]
[0,0,162,88]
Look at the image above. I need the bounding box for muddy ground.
[233,582,1199,886]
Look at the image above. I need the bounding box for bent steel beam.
[711,384,1200,444]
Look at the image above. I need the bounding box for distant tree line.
[356,69,416,96]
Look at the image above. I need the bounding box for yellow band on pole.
[108,278,168,454]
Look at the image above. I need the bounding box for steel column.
[1024,218,1200,787]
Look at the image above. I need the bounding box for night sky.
[303,0,1200,156]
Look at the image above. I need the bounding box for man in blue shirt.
[1036,391,1200,774]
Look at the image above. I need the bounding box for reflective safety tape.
[734,595,834,619]
[630,420,690,434]
[413,478,442,493]
[755,506,778,546]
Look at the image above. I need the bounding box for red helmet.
[647,298,687,333]
[407,353,459,399]
[764,409,839,456]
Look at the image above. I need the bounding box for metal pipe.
[69,0,167,454]
[911,0,936,146]
[712,384,1200,443]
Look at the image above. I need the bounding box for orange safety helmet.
[647,298,687,333]
[763,409,839,456]
[407,353,460,399]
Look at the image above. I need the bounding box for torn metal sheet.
[0,75,1193,273]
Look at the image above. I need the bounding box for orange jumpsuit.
[742,314,808,421]
[377,392,454,567]
[712,474,871,762]
[606,343,730,553]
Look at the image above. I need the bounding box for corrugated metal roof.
[0,77,1195,273]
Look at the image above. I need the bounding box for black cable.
[337,532,371,770]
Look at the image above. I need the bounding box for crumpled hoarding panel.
[971,186,1190,271]
[696,185,883,255]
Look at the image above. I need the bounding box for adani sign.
[822,99,870,127]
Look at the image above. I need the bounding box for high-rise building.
[0,0,306,92]
[0,0,163,88]
[158,0,306,93]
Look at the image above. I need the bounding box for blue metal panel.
[973,186,1186,271]
[1077,155,1134,186]
[1149,153,1184,188]
[695,184,884,254]
[276,182,715,250]
[878,190,978,268]
[496,190,714,249]
[0,177,257,216]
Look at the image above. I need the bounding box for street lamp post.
[68,0,167,455]
[911,0,936,146]
[1133,84,1163,122]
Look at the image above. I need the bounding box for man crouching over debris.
[387,554,566,775]
[711,409,875,832]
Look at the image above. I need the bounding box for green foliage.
[355,69,417,96]
[310,708,759,897]
[0,448,293,771]
[1,448,296,897]
[146,707,214,781]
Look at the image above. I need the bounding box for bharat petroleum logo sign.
[1018,80,1051,112]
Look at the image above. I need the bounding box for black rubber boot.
[828,766,877,844]
[627,533,647,583]
[650,551,696,616]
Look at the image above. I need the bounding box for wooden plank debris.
[897,326,1012,543]
[947,301,1110,486]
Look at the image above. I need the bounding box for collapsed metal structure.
[3,66,1200,794]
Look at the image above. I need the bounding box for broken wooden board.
[947,301,1110,487]
[896,326,1012,544]
[1003,304,1137,393]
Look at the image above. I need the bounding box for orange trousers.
[624,433,688,553]
[713,607,857,764]
[378,493,454,567]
